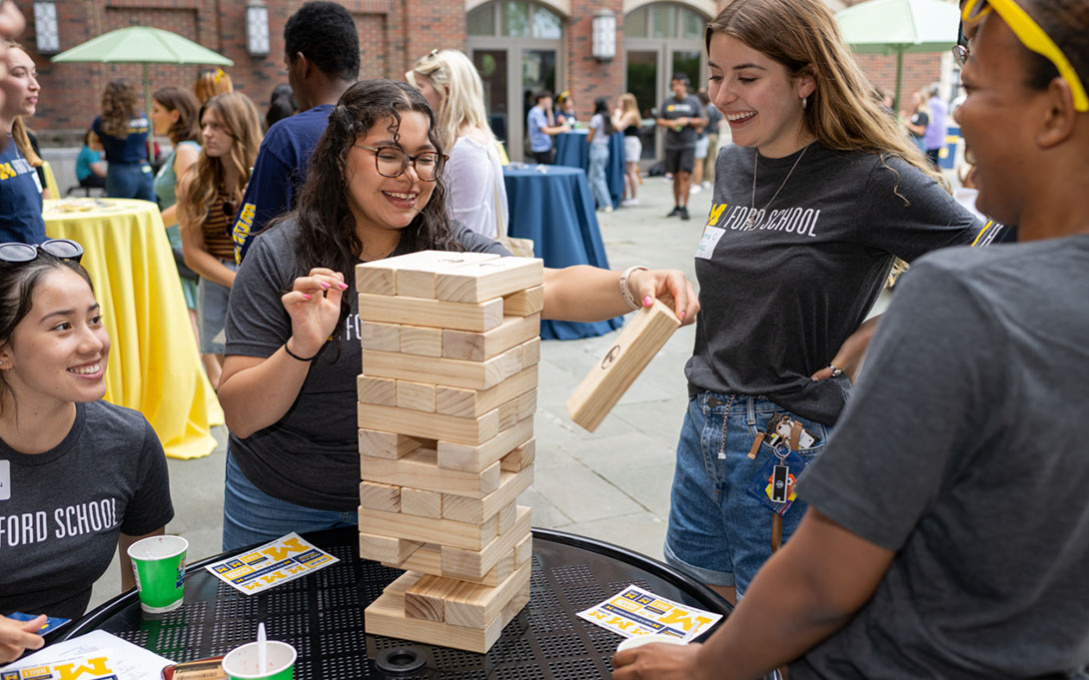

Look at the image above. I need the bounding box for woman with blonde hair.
[193,68,232,105]
[0,39,44,243]
[408,48,507,239]
[177,91,262,384]
[93,79,155,201]
[657,0,995,607]
[612,92,643,206]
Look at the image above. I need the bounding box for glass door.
[474,50,509,146]
[626,50,659,160]
[521,49,557,156]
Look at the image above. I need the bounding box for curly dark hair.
[284,2,360,82]
[100,79,137,138]
[292,79,459,337]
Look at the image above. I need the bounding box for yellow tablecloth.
[41,160,60,198]
[43,198,224,459]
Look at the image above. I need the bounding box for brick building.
[17,0,953,161]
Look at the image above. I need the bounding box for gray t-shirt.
[793,235,1089,679]
[660,94,703,150]
[589,113,610,148]
[0,401,174,619]
[687,143,983,424]
[225,217,508,511]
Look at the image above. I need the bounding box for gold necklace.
[747,143,812,230]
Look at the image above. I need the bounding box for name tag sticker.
[0,459,10,501]
[696,226,725,260]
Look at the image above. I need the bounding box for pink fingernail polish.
[643,296,652,307]
[303,293,312,300]
[338,282,349,290]
[320,281,331,289]
[680,310,686,319]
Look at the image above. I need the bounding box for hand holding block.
[566,299,680,432]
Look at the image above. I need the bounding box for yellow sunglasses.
[962,0,1088,112]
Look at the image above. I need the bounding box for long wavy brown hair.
[1,40,40,167]
[706,0,944,195]
[152,86,201,146]
[100,79,138,138]
[290,79,460,337]
[177,91,262,227]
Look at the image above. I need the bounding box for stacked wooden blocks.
[355,250,543,653]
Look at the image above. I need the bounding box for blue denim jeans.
[197,260,238,355]
[106,163,155,202]
[222,449,358,551]
[664,392,831,593]
[588,143,612,209]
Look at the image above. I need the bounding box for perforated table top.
[56,528,734,679]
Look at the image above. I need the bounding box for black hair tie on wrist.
[284,341,319,362]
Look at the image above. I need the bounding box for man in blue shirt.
[526,91,568,164]
[232,1,359,263]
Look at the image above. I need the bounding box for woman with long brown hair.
[92,79,155,201]
[0,39,43,243]
[177,91,261,385]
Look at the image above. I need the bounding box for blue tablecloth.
[554,131,625,207]
[503,165,624,340]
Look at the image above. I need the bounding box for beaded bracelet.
[619,265,648,311]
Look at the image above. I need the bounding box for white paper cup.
[616,633,688,653]
[222,640,297,680]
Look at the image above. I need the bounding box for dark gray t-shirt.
[793,236,1089,679]
[225,217,508,511]
[0,401,174,619]
[660,94,703,150]
[687,143,984,424]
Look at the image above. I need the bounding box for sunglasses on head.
[960,0,1088,112]
[0,239,84,264]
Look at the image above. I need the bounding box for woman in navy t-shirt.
[92,80,155,202]
[0,40,45,244]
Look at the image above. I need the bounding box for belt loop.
[746,396,756,426]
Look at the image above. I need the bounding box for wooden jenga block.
[435,366,538,419]
[357,505,500,550]
[358,402,501,446]
[442,561,532,629]
[394,251,504,299]
[359,532,421,563]
[395,380,436,412]
[496,501,517,535]
[441,466,533,525]
[400,325,443,357]
[358,293,503,332]
[384,543,513,586]
[500,439,536,473]
[401,487,443,518]
[405,574,455,622]
[435,257,544,303]
[358,428,427,460]
[357,375,396,406]
[442,314,541,362]
[361,321,400,351]
[502,285,544,317]
[441,506,531,580]
[355,251,501,296]
[437,417,533,472]
[359,481,401,512]
[566,299,681,432]
[515,535,532,565]
[521,337,541,368]
[361,344,523,391]
[360,448,501,499]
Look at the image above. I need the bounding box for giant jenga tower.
[355,251,543,653]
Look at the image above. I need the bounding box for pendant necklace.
[747,143,812,230]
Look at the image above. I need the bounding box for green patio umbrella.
[51,27,233,157]
[834,0,960,111]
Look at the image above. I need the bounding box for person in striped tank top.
[177,92,262,386]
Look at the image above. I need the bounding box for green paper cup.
[127,535,187,614]
[222,641,296,680]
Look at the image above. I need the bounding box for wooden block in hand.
[396,380,436,412]
[566,299,680,432]
[359,293,503,332]
[359,480,401,512]
[362,345,523,391]
[502,285,544,317]
[400,325,442,357]
[361,447,502,499]
[359,531,421,563]
[357,375,396,406]
[435,257,544,303]
[442,314,540,362]
[361,321,400,352]
[355,250,500,296]
[401,487,443,518]
[435,366,538,419]
[359,428,427,459]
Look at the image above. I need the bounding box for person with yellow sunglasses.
[614,1,1089,678]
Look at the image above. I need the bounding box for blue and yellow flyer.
[578,585,723,642]
[204,532,339,595]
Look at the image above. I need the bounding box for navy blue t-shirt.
[232,104,333,263]
[0,136,46,244]
[92,114,150,165]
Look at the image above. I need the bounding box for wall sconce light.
[34,1,60,54]
[246,3,270,57]
[592,10,616,61]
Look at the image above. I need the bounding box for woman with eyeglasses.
[216,79,698,550]
[0,240,173,661]
[0,40,44,245]
[615,1,1089,678]
[177,92,262,386]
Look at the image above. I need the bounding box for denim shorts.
[106,163,156,202]
[664,392,831,593]
[197,260,238,355]
[222,450,358,551]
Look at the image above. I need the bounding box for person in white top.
[408,49,507,240]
